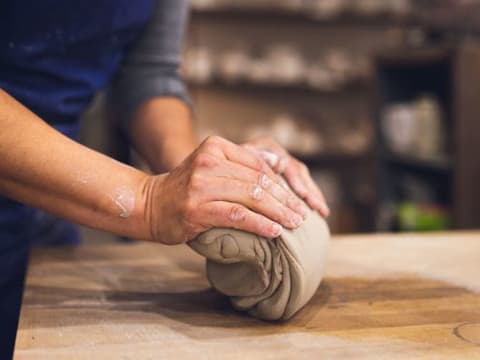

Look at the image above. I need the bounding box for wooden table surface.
[15,231,480,359]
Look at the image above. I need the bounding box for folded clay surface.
[189,206,330,320]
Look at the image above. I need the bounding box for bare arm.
[0,89,151,241]
[108,0,195,173]
[129,97,197,173]
[110,0,329,212]
[0,89,307,245]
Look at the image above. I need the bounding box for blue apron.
[0,0,155,356]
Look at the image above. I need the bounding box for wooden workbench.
[15,232,480,359]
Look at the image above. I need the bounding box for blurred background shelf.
[382,153,452,173]
[188,79,370,95]
[183,0,480,234]
[191,7,413,27]
[298,152,372,166]
[374,44,480,232]
[74,1,480,243]
[375,47,452,66]
[191,2,480,34]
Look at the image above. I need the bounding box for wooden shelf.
[297,152,372,167]
[187,78,370,95]
[376,47,453,67]
[383,152,452,173]
[414,5,480,34]
[374,41,480,230]
[191,6,413,27]
[188,4,480,232]
[192,6,480,34]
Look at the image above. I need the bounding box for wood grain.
[15,231,480,359]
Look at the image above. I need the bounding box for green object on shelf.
[397,202,451,232]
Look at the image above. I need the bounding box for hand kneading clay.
[189,207,330,321]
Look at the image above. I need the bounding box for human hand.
[144,136,309,245]
[242,136,330,217]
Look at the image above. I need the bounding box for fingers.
[202,176,305,230]
[153,135,330,245]
[284,161,330,217]
[283,164,309,199]
[199,201,283,238]
[206,159,308,219]
[303,171,330,216]
[241,136,330,217]
[242,144,289,174]
[201,136,278,180]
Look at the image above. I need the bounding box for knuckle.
[200,142,216,154]
[193,152,218,169]
[206,204,220,218]
[249,183,264,201]
[279,206,292,220]
[278,156,290,171]
[228,205,247,223]
[286,194,300,208]
[203,135,222,148]
[254,157,269,173]
[188,171,204,192]
[258,172,272,189]
[256,157,266,169]
[181,198,198,219]
[209,135,222,143]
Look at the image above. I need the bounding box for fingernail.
[271,223,283,237]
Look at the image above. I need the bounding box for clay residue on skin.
[111,187,135,218]
[251,185,263,201]
[259,150,279,168]
[73,171,96,186]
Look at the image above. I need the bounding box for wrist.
[137,173,167,243]
[97,171,156,242]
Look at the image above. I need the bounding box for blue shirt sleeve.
[108,0,192,131]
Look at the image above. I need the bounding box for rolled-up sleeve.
[108,0,191,131]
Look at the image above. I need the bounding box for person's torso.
[0,0,155,125]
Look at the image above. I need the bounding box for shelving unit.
[374,43,480,231]
[382,152,452,173]
[190,6,413,28]
[186,2,480,233]
[186,3,402,234]
[188,78,369,95]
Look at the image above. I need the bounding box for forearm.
[0,89,152,241]
[129,97,197,173]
